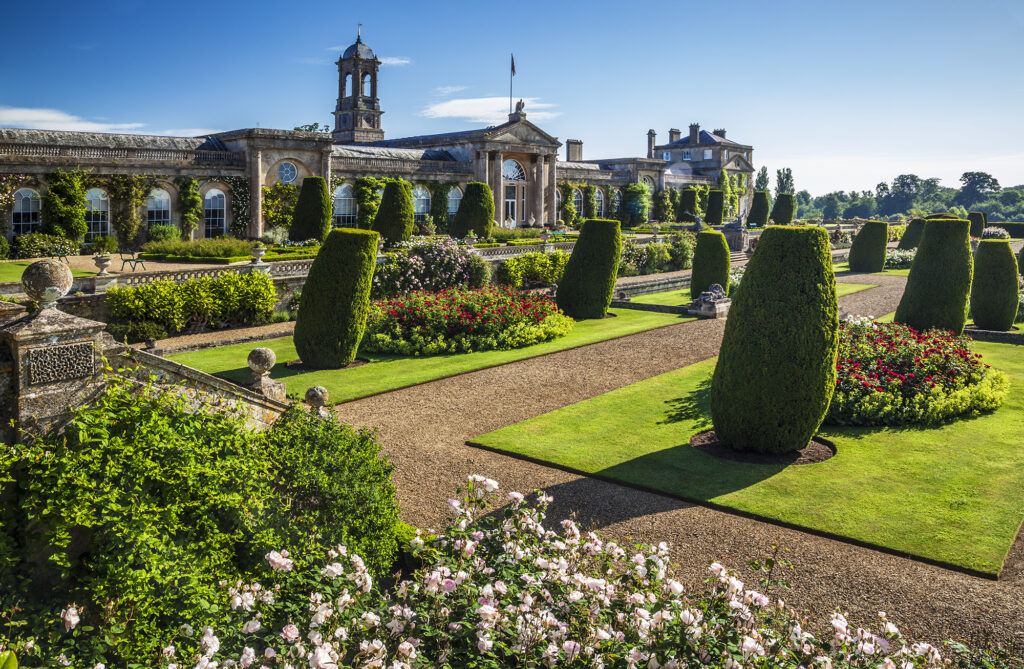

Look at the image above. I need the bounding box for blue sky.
[2,0,1022,194]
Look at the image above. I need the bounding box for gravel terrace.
[333,276,1024,651]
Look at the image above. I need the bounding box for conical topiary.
[971,240,1019,331]
[372,180,414,246]
[897,218,925,250]
[748,191,770,227]
[710,225,838,454]
[450,182,494,239]
[847,220,888,272]
[690,230,731,299]
[894,218,973,335]
[294,228,379,368]
[555,219,621,319]
[289,176,332,242]
[769,193,795,224]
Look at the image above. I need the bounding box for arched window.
[332,184,356,227]
[502,160,526,182]
[278,162,297,184]
[85,188,109,241]
[147,188,171,227]
[362,73,371,97]
[204,189,226,237]
[344,73,352,97]
[412,185,431,224]
[642,177,655,193]
[572,189,583,216]
[447,186,462,218]
[12,188,41,236]
[555,189,562,216]
[612,189,622,216]
[595,189,605,218]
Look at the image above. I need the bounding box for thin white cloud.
[327,45,347,52]
[379,56,410,66]
[157,128,224,137]
[297,56,332,66]
[434,85,468,96]
[420,96,559,124]
[0,106,145,133]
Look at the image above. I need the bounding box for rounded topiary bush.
[748,191,770,227]
[769,193,795,225]
[288,176,332,242]
[967,211,985,237]
[971,239,1019,330]
[705,190,724,225]
[896,217,925,250]
[372,180,414,246]
[555,218,621,319]
[847,220,888,272]
[294,228,379,368]
[450,181,494,239]
[710,225,838,454]
[894,218,973,335]
[690,230,731,299]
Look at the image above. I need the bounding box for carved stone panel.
[27,343,95,385]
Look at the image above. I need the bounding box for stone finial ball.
[247,347,277,374]
[22,259,74,308]
[305,385,328,408]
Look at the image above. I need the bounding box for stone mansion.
[0,34,755,241]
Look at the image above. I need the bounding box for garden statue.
[689,283,731,319]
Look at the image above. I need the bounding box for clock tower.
[332,31,384,144]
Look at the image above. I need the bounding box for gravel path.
[333,278,1024,651]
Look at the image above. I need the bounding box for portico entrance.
[502,159,527,226]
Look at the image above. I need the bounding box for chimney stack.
[713,128,726,139]
[647,129,657,158]
[668,128,681,143]
[566,139,583,162]
[689,123,700,144]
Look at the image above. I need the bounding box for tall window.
[595,189,605,218]
[703,149,712,160]
[447,186,462,218]
[12,188,41,235]
[204,189,226,237]
[682,150,692,161]
[723,150,730,160]
[502,160,527,225]
[412,185,431,224]
[332,184,356,227]
[572,189,583,216]
[662,151,671,161]
[612,189,622,215]
[85,188,109,241]
[362,73,371,96]
[147,188,171,227]
[555,189,562,218]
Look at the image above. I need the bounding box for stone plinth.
[722,227,749,252]
[688,283,731,319]
[243,347,285,402]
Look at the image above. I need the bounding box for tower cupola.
[332,30,384,144]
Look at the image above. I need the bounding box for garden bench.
[49,250,70,264]
[119,249,146,272]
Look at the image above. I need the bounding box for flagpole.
[509,53,513,114]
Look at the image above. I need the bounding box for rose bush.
[372,237,476,298]
[826,319,1008,426]
[363,286,574,355]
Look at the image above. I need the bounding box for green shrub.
[967,211,985,237]
[705,190,724,225]
[769,193,795,225]
[690,230,731,299]
[887,224,906,242]
[847,220,888,272]
[489,227,542,242]
[294,228,378,368]
[896,217,925,250]
[142,237,253,258]
[924,212,958,219]
[106,319,168,343]
[40,169,87,239]
[556,219,621,319]
[372,180,414,246]
[644,241,672,273]
[11,233,80,259]
[677,188,698,222]
[288,176,332,242]
[710,225,839,453]
[0,237,9,260]
[176,176,203,237]
[0,379,398,666]
[971,240,1019,330]
[669,231,696,269]
[496,250,569,287]
[894,218,973,335]
[652,189,673,223]
[451,182,495,239]
[620,183,650,227]
[88,234,120,255]
[748,191,770,227]
[262,182,300,229]
[146,223,180,242]
[466,252,491,288]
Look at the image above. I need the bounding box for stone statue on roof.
[515,99,525,113]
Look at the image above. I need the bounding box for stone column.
[547,153,557,225]
[489,151,502,226]
[321,150,332,188]
[533,155,545,225]
[476,150,489,183]
[248,149,263,238]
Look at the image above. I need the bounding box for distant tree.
[796,190,812,206]
[754,166,770,192]
[294,122,332,133]
[998,190,1023,207]
[822,193,844,220]
[652,189,674,223]
[774,168,794,198]
[956,171,1001,207]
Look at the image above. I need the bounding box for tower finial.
[357,23,362,42]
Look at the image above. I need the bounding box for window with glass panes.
[85,189,109,241]
[147,188,171,227]
[412,185,431,224]
[333,184,357,226]
[12,189,41,235]
[204,189,226,237]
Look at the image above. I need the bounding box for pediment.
[725,154,753,171]
[485,120,560,148]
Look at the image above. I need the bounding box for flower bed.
[827,319,1008,426]
[372,236,478,298]
[884,248,915,269]
[363,285,574,355]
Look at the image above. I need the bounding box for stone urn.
[305,385,330,418]
[93,254,112,276]
[22,259,74,310]
[251,245,268,264]
[244,347,286,402]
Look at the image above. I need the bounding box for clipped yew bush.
[967,211,985,237]
[690,230,731,299]
[971,240,1019,330]
[847,220,888,272]
[555,218,621,319]
[769,193,795,224]
[924,212,958,219]
[450,181,494,239]
[372,180,414,246]
[705,189,724,225]
[894,218,973,335]
[710,225,838,454]
[748,191,770,226]
[896,217,925,250]
[288,176,332,242]
[294,228,379,368]
[677,188,698,222]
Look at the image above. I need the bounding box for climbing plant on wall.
[223,176,251,238]
[557,182,585,227]
[175,177,202,238]
[41,169,88,239]
[262,182,300,229]
[619,182,651,227]
[106,174,158,245]
[582,185,597,219]
[718,170,736,220]
[354,176,388,228]
[0,174,37,235]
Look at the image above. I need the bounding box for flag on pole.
[511,54,516,76]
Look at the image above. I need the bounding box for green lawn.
[170,308,694,404]
[0,261,95,283]
[633,282,875,307]
[471,341,1024,576]
[832,261,910,277]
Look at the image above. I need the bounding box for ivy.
[41,169,88,239]
[582,185,597,220]
[104,174,158,246]
[620,183,651,227]
[262,183,300,229]
[223,176,251,238]
[556,182,583,227]
[175,177,202,238]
